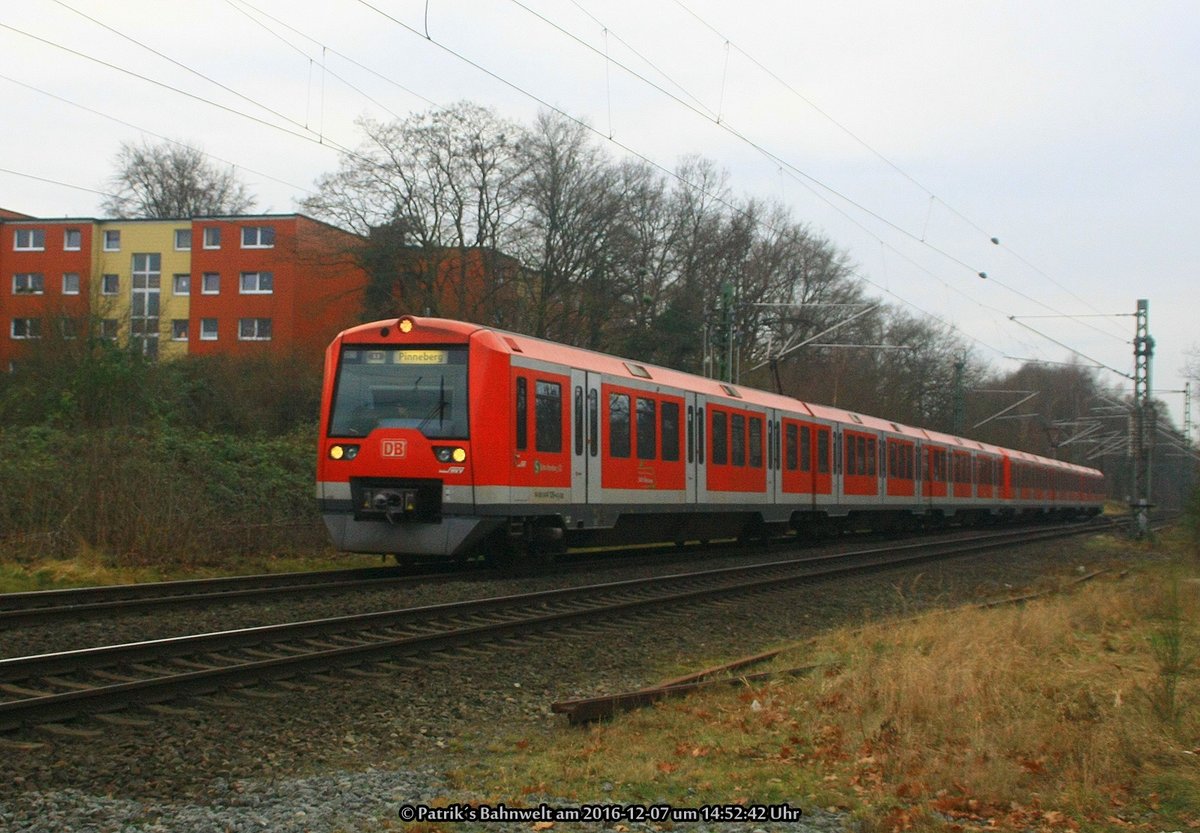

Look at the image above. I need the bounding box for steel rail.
[0,564,482,628]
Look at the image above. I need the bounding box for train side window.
[817,429,829,474]
[711,410,727,465]
[574,386,584,455]
[749,416,763,468]
[785,423,798,471]
[609,392,631,458]
[662,401,680,462]
[845,434,856,476]
[516,377,528,451]
[636,397,657,460]
[587,389,598,457]
[731,413,746,467]
[697,407,705,464]
[801,426,811,472]
[686,405,695,463]
[866,437,876,476]
[535,381,562,453]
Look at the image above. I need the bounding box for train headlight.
[328,444,359,461]
[433,446,467,464]
[399,317,414,334]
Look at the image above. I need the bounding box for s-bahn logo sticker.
[381,439,408,458]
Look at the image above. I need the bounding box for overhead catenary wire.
[0,72,313,197]
[504,0,1134,363]
[668,0,1127,332]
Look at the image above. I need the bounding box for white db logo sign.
[381,439,408,458]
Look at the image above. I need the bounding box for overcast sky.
[2,0,1196,430]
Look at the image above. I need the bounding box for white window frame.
[174,229,192,251]
[201,273,220,295]
[173,274,190,296]
[11,318,41,339]
[238,318,272,341]
[59,318,78,340]
[239,271,274,294]
[62,273,81,295]
[101,274,119,296]
[240,226,275,249]
[63,229,82,251]
[203,227,221,249]
[103,230,120,251]
[171,319,189,341]
[13,273,44,295]
[14,229,45,251]
[200,318,218,341]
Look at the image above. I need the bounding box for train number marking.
[381,439,408,458]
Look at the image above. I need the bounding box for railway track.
[0,517,1127,630]
[0,520,1109,732]
[0,563,485,628]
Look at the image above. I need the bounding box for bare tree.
[300,103,525,322]
[511,111,624,343]
[101,139,254,218]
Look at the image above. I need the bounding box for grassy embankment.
[452,525,1200,832]
[0,347,364,593]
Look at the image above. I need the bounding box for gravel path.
[0,530,1140,832]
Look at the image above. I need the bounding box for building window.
[62,273,81,295]
[201,273,220,294]
[103,230,120,251]
[63,229,82,251]
[101,274,119,295]
[203,227,221,249]
[239,271,273,294]
[14,229,45,251]
[99,319,118,340]
[241,226,275,248]
[200,318,218,340]
[13,273,44,295]
[173,274,190,295]
[59,318,78,339]
[11,318,41,339]
[238,318,272,341]
[171,319,189,341]
[174,229,192,250]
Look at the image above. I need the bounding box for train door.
[685,393,699,505]
[573,370,603,505]
[767,410,780,505]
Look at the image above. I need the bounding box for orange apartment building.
[0,212,369,370]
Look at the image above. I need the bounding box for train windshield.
[329,346,469,439]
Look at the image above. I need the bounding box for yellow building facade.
[93,219,193,360]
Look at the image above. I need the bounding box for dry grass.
[460,545,1200,832]
[0,545,381,594]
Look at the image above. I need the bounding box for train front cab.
[316,317,509,560]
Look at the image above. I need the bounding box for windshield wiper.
[417,377,448,432]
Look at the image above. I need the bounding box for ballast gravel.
[0,530,1146,832]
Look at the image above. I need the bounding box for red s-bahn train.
[316,316,1106,567]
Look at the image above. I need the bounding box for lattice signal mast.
[1131,299,1155,537]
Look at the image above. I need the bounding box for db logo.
[381,439,408,458]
